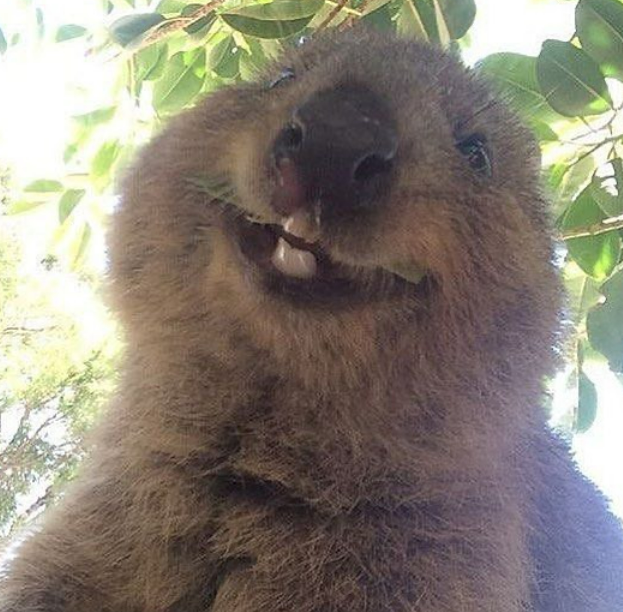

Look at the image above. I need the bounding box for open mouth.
[232,208,357,297]
[228,206,425,305]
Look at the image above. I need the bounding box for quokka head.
[112,28,560,378]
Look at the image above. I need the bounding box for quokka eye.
[268,67,296,90]
[456,134,492,177]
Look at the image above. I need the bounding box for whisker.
[456,98,502,132]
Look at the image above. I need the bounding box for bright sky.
[0,0,621,520]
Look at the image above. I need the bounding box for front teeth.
[271,210,320,279]
[271,237,318,279]
[282,209,320,244]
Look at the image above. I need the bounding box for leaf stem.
[561,213,623,240]
[317,0,350,31]
[138,0,227,51]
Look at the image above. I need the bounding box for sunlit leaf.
[24,179,63,193]
[109,13,165,47]
[181,3,216,35]
[478,53,562,123]
[397,1,429,40]
[576,370,598,432]
[55,24,87,42]
[71,223,92,266]
[591,158,623,217]
[221,0,325,21]
[587,269,623,372]
[207,35,239,78]
[135,44,169,85]
[156,0,188,13]
[208,34,233,71]
[536,39,612,116]
[221,14,312,39]
[153,49,206,113]
[360,0,393,14]
[58,189,86,223]
[562,186,621,279]
[73,107,116,128]
[91,140,121,183]
[531,121,559,142]
[5,201,47,215]
[238,37,269,81]
[576,0,623,81]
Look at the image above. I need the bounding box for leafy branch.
[138,0,227,51]
[561,213,623,240]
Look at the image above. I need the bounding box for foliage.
[0,222,119,543]
[0,0,622,535]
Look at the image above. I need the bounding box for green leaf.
[64,143,79,163]
[587,269,623,372]
[5,200,47,215]
[536,39,612,117]
[433,0,476,40]
[209,36,240,79]
[91,140,121,182]
[181,4,216,35]
[397,1,429,40]
[531,121,559,142]
[222,0,325,21]
[552,154,595,206]
[73,107,116,128]
[576,370,598,432]
[0,26,7,54]
[153,49,206,113]
[591,158,623,217]
[55,24,87,42]
[360,0,393,14]
[156,0,188,13]
[58,189,86,223]
[208,34,233,70]
[109,13,165,47]
[220,14,312,38]
[478,53,562,123]
[562,186,621,279]
[238,38,269,81]
[72,223,92,266]
[135,44,169,84]
[576,0,623,81]
[360,2,398,31]
[24,179,63,193]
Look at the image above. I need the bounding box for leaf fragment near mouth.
[385,262,426,285]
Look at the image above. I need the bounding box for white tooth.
[282,209,320,243]
[271,237,317,279]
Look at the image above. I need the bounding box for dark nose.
[271,83,397,217]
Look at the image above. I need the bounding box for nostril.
[274,122,304,157]
[353,153,393,183]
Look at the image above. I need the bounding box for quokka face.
[112,28,559,373]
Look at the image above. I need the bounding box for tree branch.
[138,0,227,51]
[339,0,371,30]
[561,213,623,240]
[317,0,350,31]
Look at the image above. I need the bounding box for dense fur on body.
[2,29,623,612]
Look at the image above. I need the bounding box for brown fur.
[2,29,622,611]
